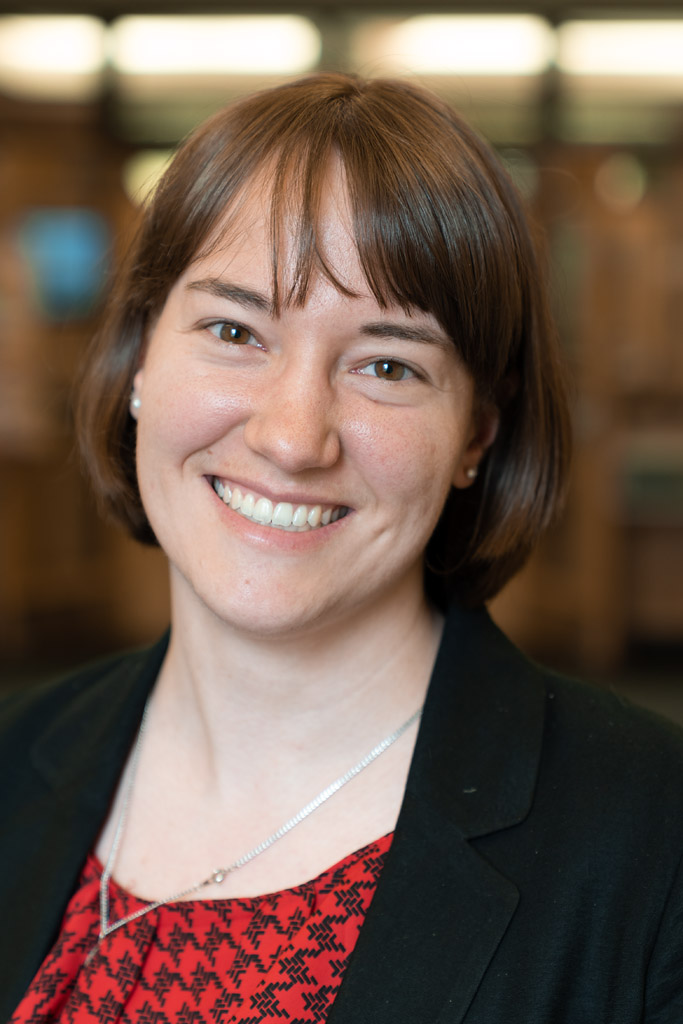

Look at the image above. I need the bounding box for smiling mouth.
[211,477,350,532]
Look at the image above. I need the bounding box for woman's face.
[132,167,497,638]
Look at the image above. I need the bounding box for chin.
[169,545,426,641]
[188,577,344,640]
[215,600,345,642]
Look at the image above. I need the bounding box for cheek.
[343,409,460,507]
[140,366,252,460]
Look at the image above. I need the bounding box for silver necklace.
[93,698,422,957]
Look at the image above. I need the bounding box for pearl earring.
[130,392,141,413]
[465,467,478,480]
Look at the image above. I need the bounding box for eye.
[207,321,256,346]
[358,359,416,382]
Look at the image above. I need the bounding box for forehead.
[185,159,374,306]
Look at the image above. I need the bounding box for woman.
[2,73,682,1023]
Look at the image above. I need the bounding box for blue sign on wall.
[19,208,111,320]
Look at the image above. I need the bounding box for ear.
[452,402,500,489]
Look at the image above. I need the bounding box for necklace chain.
[95,697,422,952]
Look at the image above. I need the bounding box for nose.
[242,364,341,473]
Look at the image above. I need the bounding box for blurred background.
[0,1,681,720]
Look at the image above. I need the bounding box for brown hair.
[77,72,571,607]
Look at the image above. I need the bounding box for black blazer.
[2,605,683,1022]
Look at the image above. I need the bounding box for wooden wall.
[0,99,169,666]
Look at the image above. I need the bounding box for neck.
[151,567,442,788]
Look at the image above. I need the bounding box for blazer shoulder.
[541,667,683,758]
[0,636,168,762]
[535,667,683,823]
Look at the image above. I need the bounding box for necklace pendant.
[211,868,227,884]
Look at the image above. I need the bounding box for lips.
[211,477,349,532]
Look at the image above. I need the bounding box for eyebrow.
[360,321,450,349]
[186,278,450,348]
[186,278,272,313]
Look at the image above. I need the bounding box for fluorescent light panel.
[558,21,683,77]
[0,15,106,100]
[0,15,105,74]
[368,15,554,76]
[111,16,321,75]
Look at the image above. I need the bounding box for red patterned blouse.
[12,834,392,1024]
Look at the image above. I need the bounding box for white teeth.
[272,502,294,527]
[213,478,344,532]
[292,505,308,527]
[253,497,273,523]
[241,492,255,516]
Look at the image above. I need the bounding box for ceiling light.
[558,20,683,77]
[111,16,321,76]
[0,16,105,99]
[365,15,554,76]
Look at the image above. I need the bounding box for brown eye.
[207,321,256,345]
[218,323,250,344]
[373,360,410,381]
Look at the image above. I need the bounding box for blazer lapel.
[328,605,546,1024]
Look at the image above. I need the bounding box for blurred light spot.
[363,15,554,75]
[0,16,105,100]
[594,154,648,213]
[111,16,321,75]
[123,150,173,206]
[558,20,683,77]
